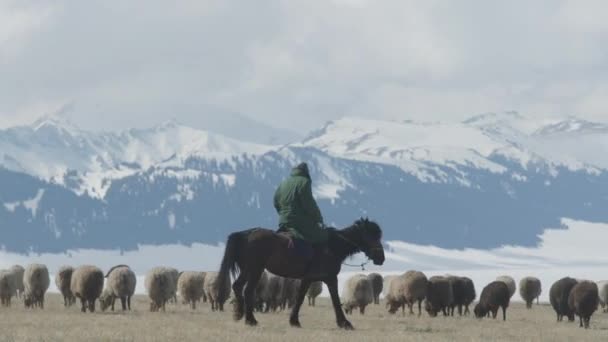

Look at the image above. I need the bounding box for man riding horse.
[274,162,327,261]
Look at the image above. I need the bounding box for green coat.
[274,163,327,245]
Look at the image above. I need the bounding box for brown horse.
[216,218,385,330]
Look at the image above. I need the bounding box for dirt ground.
[0,294,607,341]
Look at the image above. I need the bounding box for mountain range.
[1,112,607,253]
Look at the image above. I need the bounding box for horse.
[216,218,385,330]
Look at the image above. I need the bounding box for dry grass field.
[0,294,607,342]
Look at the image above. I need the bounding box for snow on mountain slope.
[301,113,608,182]
[0,116,274,198]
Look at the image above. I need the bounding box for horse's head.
[353,218,385,266]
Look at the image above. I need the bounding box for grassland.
[0,294,607,341]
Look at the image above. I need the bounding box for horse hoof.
[339,320,354,330]
[290,319,301,328]
[245,318,258,327]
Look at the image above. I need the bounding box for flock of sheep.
[342,271,606,329]
[1,264,608,330]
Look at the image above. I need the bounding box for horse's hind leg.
[289,279,311,328]
[244,270,263,326]
[232,272,248,321]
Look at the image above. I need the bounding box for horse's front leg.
[289,279,311,328]
[325,276,353,330]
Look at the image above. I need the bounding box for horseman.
[274,162,327,258]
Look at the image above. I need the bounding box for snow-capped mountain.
[1,112,608,253]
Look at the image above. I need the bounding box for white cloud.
[0,0,607,134]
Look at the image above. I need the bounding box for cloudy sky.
[1,0,607,134]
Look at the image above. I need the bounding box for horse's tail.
[217,229,251,303]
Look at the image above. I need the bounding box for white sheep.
[496,275,516,298]
[204,271,231,312]
[70,265,104,313]
[177,271,206,310]
[9,265,24,298]
[55,265,76,307]
[23,264,50,309]
[386,271,428,316]
[596,280,608,313]
[342,274,374,315]
[145,267,177,312]
[100,265,136,311]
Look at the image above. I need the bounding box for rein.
[335,231,371,271]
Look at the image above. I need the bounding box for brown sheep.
[461,277,476,315]
[0,270,14,307]
[9,265,24,298]
[386,271,428,316]
[550,277,578,322]
[55,266,76,307]
[261,273,284,312]
[70,265,104,313]
[446,275,468,316]
[474,281,510,321]
[307,281,322,306]
[367,273,383,305]
[519,276,542,309]
[177,271,205,310]
[425,276,453,317]
[204,271,231,312]
[568,281,599,329]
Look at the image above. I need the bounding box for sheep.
[282,278,301,310]
[446,275,467,316]
[496,275,516,298]
[70,265,104,313]
[425,276,454,317]
[100,265,137,312]
[23,264,50,309]
[550,277,578,322]
[461,277,476,315]
[568,281,599,329]
[474,281,510,321]
[254,271,268,311]
[261,273,285,312]
[596,280,608,313]
[55,265,76,307]
[204,271,231,312]
[386,271,428,316]
[382,275,397,298]
[177,271,205,310]
[0,270,15,307]
[367,273,383,305]
[9,265,24,298]
[342,274,374,315]
[519,276,542,309]
[307,281,323,306]
[166,267,179,304]
[145,267,177,312]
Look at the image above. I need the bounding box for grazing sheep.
[23,264,50,309]
[474,281,510,321]
[0,270,15,307]
[461,277,476,315]
[386,271,428,316]
[519,276,542,309]
[447,275,467,316]
[550,277,578,322]
[425,276,454,317]
[145,267,177,312]
[307,281,323,306]
[367,273,383,305]
[177,271,206,310]
[282,278,301,310]
[382,275,397,298]
[342,274,374,315]
[55,266,76,307]
[496,276,516,298]
[261,273,284,312]
[204,271,231,312]
[568,281,599,329]
[9,265,24,298]
[70,265,104,313]
[596,280,608,313]
[166,267,179,304]
[100,265,137,311]
[254,271,268,311]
